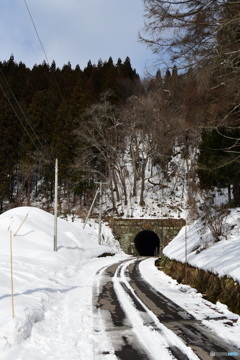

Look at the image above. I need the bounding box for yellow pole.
[184,225,188,283]
[54,158,58,251]
[14,213,28,236]
[10,231,15,318]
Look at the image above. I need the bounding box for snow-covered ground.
[0,206,239,359]
[140,259,240,351]
[0,206,124,359]
[164,208,240,282]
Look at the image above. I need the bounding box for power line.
[23,0,64,102]
[0,0,65,163]
[0,67,54,165]
[0,1,69,166]
[24,0,50,66]
[0,80,41,154]
[0,77,55,191]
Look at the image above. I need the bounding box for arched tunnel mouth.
[134,230,160,256]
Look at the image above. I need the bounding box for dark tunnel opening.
[134,230,160,256]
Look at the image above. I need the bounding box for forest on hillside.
[0,0,240,218]
[0,56,143,212]
[0,54,195,216]
[140,0,240,210]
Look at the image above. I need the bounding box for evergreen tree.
[198,128,240,205]
[0,54,143,210]
[0,98,21,207]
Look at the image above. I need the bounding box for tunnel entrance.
[134,230,160,256]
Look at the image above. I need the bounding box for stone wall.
[108,218,185,255]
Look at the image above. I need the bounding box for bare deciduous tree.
[140,0,222,69]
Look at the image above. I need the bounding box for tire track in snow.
[93,260,150,359]
[125,258,240,360]
[94,259,193,359]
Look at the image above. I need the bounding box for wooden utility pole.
[95,180,107,244]
[54,158,58,251]
[10,231,15,318]
[83,177,107,244]
[83,187,99,229]
[98,180,102,245]
[184,224,188,282]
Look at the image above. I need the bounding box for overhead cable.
[0,68,54,165]
[24,0,50,66]
[23,0,64,101]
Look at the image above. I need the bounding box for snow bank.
[163,208,240,282]
[139,258,240,350]
[0,206,119,353]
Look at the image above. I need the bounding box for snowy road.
[1,255,239,360]
[94,258,240,360]
[1,208,239,360]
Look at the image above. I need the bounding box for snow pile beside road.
[163,208,240,282]
[0,206,120,355]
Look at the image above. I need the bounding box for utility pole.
[83,187,99,229]
[54,158,58,251]
[98,180,102,245]
[184,224,188,282]
[83,176,107,244]
[95,180,107,244]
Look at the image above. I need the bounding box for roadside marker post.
[184,225,188,283]
[54,158,58,252]
[10,231,15,318]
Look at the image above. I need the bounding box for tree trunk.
[109,166,118,215]
[130,143,137,197]
[228,182,232,203]
[139,159,147,206]
[26,177,31,206]
[233,181,240,205]
[112,168,120,202]
[117,166,128,206]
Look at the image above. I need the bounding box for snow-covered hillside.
[164,208,240,283]
[103,149,192,219]
[0,206,122,356]
[0,206,239,359]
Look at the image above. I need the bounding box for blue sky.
[0,0,159,77]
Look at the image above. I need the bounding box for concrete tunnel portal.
[108,218,185,256]
[134,230,160,256]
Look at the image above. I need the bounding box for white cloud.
[0,0,158,77]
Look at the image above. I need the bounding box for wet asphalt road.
[93,258,239,360]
